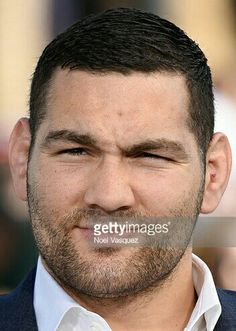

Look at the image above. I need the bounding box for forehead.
[43,69,192,149]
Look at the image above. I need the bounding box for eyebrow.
[41,129,99,150]
[41,129,189,160]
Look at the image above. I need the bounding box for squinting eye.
[139,153,163,159]
[59,148,88,156]
[138,153,172,162]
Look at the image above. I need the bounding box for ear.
[201,133,232,214]
[8,118,31,201]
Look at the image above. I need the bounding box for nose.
[83,158,135,212]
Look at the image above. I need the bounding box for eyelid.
[137,152,160,157]
[58,147,88,155]
[135,152,172,161]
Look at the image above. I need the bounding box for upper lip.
[77,225,93,230]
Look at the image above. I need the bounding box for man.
[1,7,235,331]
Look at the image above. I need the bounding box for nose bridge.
[83,156,135,211]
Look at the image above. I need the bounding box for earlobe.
[201,133,232,214]
[8,118,31,201]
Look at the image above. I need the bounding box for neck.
[44,249,196,331]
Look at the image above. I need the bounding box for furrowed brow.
[41,131,189,160]
[40,130,99,149]
[124,139,189,160]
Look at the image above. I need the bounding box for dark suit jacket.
[0,268,236,331]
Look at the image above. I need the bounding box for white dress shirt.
[34,254,221,331]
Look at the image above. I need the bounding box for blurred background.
[0,0,236,293]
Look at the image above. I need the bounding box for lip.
[77,226,93,230]
[74,226,94,239]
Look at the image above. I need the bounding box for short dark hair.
[29,7,214,158]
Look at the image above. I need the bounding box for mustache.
[62,208,147,230]
[61,208,192,231]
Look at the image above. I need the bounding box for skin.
[9,70,231,331]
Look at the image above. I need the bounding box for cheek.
[34,162,89,214]
[132,170,199,214]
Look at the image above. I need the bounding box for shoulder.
[0,268,38,331]
[217,288,236,308]
[215,288,236,331]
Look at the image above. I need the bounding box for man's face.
[27,70,204,297]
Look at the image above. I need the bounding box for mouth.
[74,226,94,239]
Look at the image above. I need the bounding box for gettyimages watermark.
[85,216,236,248]
[93,220,171,246]
[87,216,191,248]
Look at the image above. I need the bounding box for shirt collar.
[34,254,221,331]
[34,256,77,331]
[34,256,111,331]
[185,254,221,331]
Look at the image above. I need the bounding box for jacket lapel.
[0,267,38,331]
[214,288,236,331]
